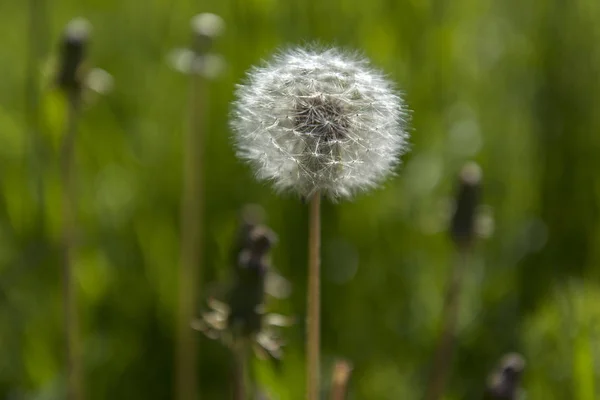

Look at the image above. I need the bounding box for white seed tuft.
[230,47,410,200]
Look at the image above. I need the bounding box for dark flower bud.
[194,206,290,361]
[190,13,225,55]
[450,162,482,249]
[167,13,225,78]
[244,226,277,264]
[56,18,91,93]
[486,353,526,400]
[231,204,265,265]
[228,225,277,337]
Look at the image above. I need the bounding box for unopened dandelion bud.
[195,214,290,361]
[231,204,265,265]
[247,226,277,258]
[235,226,276,271]
[486,353,526,400]
[231,47,410,200]
[191,13,225,54]
[168,13,225,77]
[229,225,277,337]
[450,161,482,248]
[57,17,91,92]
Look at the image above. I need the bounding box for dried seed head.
[450,162,482,248]
[231,47,410,200]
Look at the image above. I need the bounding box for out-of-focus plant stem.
[25,0,48,231]
[61,89,82,400]
[57,18,92,400]
[175,43,205,400]
[232,341,250,400]
[307,192,321,400]
[424,250,469,400]
[329,360,352,400]
[426,162,481,400]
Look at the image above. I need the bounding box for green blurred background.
[1,0,600,398]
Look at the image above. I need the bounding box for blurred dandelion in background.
[485,353,526,400]
[193,205,293,399]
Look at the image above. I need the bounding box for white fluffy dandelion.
[230,46,410,400]
[231,47,410,200]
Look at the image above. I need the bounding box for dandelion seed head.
[231,47,410,200]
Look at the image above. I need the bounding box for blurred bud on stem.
[450,162,482,249]
[167,13,225,78]
[229,225,276,337]
[194,207,291,361]
[191,13,225,54]
[486,353,526,400]
[57,17,91,93]
[231,204,266,264]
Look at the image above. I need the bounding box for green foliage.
[523,282,600,400]
[1,0,600,398]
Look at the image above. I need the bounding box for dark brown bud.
[486,353,526,400]
[450,162,482,249]
[231,204,265,266]
[247,226,277,261]
[190,13,224,55]
[56,18,91,93]
[228,217,277,337]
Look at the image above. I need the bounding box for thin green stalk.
[424,250,469,400]
[307,192,321,400]
[61,91,82,400]
[176,57,205,400]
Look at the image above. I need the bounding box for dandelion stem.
[176,54,205,400]
[61,90,83,400]
[329,360,352,400]
[232,341,249,400]
[424,249,469,400]
[307,191,321,400]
